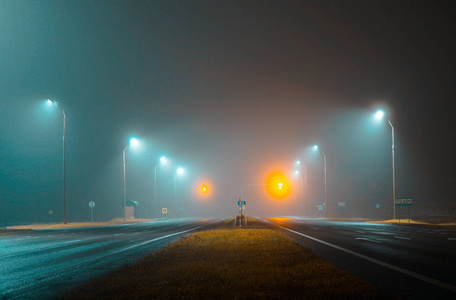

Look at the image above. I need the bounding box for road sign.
[237,201,246,205]
[395,197,413,206]
[49,210,53,215]
[317,205,323,210]
[88,201,95,222]
[162,208,168,214]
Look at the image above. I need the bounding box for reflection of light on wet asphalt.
[1,218,224,299]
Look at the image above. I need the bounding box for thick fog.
[1,1,455,224]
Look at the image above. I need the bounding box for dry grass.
[7,218,153,230]
[372,219,429,225]
[64,219,383,299]
[372,218,456,228]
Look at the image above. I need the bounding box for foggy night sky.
[1,0,455,224]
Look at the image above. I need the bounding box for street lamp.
[175,167,184,216]
[295,160,307,216]
[375,110,397,220]
[153,156,167,219]
[313,145,327,218]
[123,137,139,222]
[46,99,67,224]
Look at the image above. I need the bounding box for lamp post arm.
[50,99,67,224]
[388,119,396,220]
[123,147,127,222]
[304,165,307,216]
[320,150,327,218]
[154,164,157,219]
[174,174,178,215]
[62,111,66,223]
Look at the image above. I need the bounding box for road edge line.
[260,218,456,293]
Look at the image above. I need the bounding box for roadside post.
[89,201,95,222]
[395,198,412,222]
[234,198,247,227]
[376,203,381,219]
[49,210,53,223]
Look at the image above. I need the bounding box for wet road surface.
[0,218,223,299]
[262,217,456,299]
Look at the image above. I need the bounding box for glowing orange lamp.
[266,171,290,199]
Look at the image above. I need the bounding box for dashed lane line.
[355,237,382,243]
[394,236,412,240]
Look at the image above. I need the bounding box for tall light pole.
[313,145,327,218]
[123,137,139,222]
[154,156,167,219]
[295,160,307,216]
[46,99,67,224]
[175,167,184,216]
[375,110,396,220]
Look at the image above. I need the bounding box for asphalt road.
[0,218,223,299]
[261,217,456,299]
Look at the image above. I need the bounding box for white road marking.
[114,233,124,236]
[264,219,456,293]
[355,237,382,243]
[448,238,456,241]
[79,218,225,265]
[371,231,394,236]
[394,236,411,240]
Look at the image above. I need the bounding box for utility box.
[125,207,134,219]
[126,200,139,218]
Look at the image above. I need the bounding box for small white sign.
[49,210,53,215]
[89,201,95,208]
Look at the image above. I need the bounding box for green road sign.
[395,198,413,206]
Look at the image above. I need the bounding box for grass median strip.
[64,219,383,299]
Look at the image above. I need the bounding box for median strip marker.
[355,237,382,243]
[394,236,411,240]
